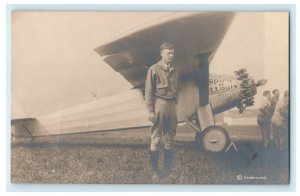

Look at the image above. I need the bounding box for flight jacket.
[145,60,180,113]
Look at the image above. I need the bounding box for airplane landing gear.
[195,126,230,153]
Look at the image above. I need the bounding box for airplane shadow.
[11,141,148,149]
[11,138,198,149]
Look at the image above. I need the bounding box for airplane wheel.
[200,126,230,153]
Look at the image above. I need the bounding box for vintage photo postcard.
[11,11,289,184]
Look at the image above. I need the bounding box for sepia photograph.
[11,11,289,184]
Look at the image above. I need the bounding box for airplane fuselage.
[12,72,260,138]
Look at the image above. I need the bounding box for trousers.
[271,123,288,151]
[150,98,177,151]
[257,115,271,147]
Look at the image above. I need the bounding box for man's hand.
[149,112,156,123]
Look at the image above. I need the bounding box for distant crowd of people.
[257,89,289,151]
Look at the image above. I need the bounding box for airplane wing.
[12,12,236,138]
[95,12,235,88]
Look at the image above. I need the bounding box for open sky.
[11,12,289,118]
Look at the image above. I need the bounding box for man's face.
[265,93,271,100]
[161,48,175,64]
[274,90,280,97]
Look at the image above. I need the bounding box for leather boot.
[164,149,173,174]
[150,151,160,183]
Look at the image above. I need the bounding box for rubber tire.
[200,126,230,153]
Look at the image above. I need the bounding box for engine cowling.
[209,69,267,114]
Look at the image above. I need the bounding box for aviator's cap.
[284,90,289,97]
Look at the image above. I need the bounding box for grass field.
[11,124,289,184]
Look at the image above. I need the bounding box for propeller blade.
[256,79,268,87]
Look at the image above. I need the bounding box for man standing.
[145,42,180,182]
[271,90,289,151]
[257,90,273,148]
[271,89,280,113]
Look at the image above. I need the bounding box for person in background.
[257,90,272,148]
[271,89,280,114]
[271,90,289,151]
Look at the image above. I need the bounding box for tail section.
[11,118,36,138]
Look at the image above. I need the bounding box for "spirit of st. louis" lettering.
[209,78,238,93]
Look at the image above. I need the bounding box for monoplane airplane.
[11,12,267,153]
